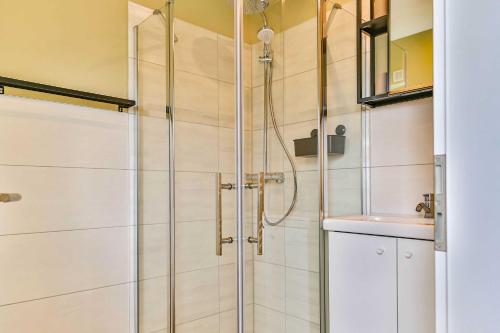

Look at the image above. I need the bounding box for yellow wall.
[390,29,433,92]
[0,0,129,102]
[0,0,320,109]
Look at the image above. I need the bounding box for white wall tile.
[174,19,218,79]
[285,268,320,324]
[139,276,169,333]
[220,307,254,333]
[218,35,252,88]
[176,220,218,273]
[285,171,319,220]
[328,168,362,217]
[218,82,252,129]
[139,170,169,225]
[0,95,129,169]
[175,121,218,172]
[0,166,129,235]
[138,60,166,118]
[254,305,285,333]
[284,70,318,124]
[252,79,284,130]
[286,316,320,333]
[0,284,130,333]
[175,172,215,223]
[139,116,170,171]
[326,5,357,63]
[219,128,252,173]
[284,19,317,77]
[176,314,219,333]
[0,227,130,305]
[285,225,319,272]
[371,164,434,216]
[175,70,219,126]
[326,57,359,116]
[175,267,219,324]
[254,262,285,312]
[370,98,434,167]
[138,14,165,66]
[219,262,254,312]
[139,224,169,280]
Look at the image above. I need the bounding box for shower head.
[258,26,274,44]
[326,2,342,32]
[228,0,270,14]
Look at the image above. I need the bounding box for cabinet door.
[397,239,436,333]
[329,232,397,333]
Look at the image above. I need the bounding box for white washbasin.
[323,215,434,240]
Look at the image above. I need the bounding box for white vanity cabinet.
[329,232,435,333]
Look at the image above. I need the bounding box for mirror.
[389,0,433,93]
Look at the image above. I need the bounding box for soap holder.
[293,126,346,157]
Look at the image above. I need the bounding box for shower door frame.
[134,1,330,333]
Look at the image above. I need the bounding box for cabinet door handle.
[404,251,413,259]
[376,248,384,255]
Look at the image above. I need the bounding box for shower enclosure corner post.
[166,1,176,333]
[234,1,246,333]
[317,1,329,333]
[132,24,140,333]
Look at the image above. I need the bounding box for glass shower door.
[135,5,172,333]
[135,1,325,333]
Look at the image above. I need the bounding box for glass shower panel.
[171,1,251,332]
[136,8,171,333]
[247,1,321,332]
[325,0,364,217]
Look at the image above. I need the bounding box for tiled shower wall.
[250,1,362,332]
[134,4,255,331]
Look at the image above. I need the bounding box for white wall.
[445,0,500,331]
[0,96,133,332]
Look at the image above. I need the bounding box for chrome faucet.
[416,193,435,218]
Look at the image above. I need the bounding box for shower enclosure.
[134,0,362,332]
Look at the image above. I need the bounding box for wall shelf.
[360,15,388,36]
[361,87,433,108]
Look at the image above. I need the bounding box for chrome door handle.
[0,193,22,203]
[216,173,233,256]
[248,172,264,255]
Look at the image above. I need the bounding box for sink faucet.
[416,193,435,218]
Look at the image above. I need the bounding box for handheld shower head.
[257,26,274,44]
